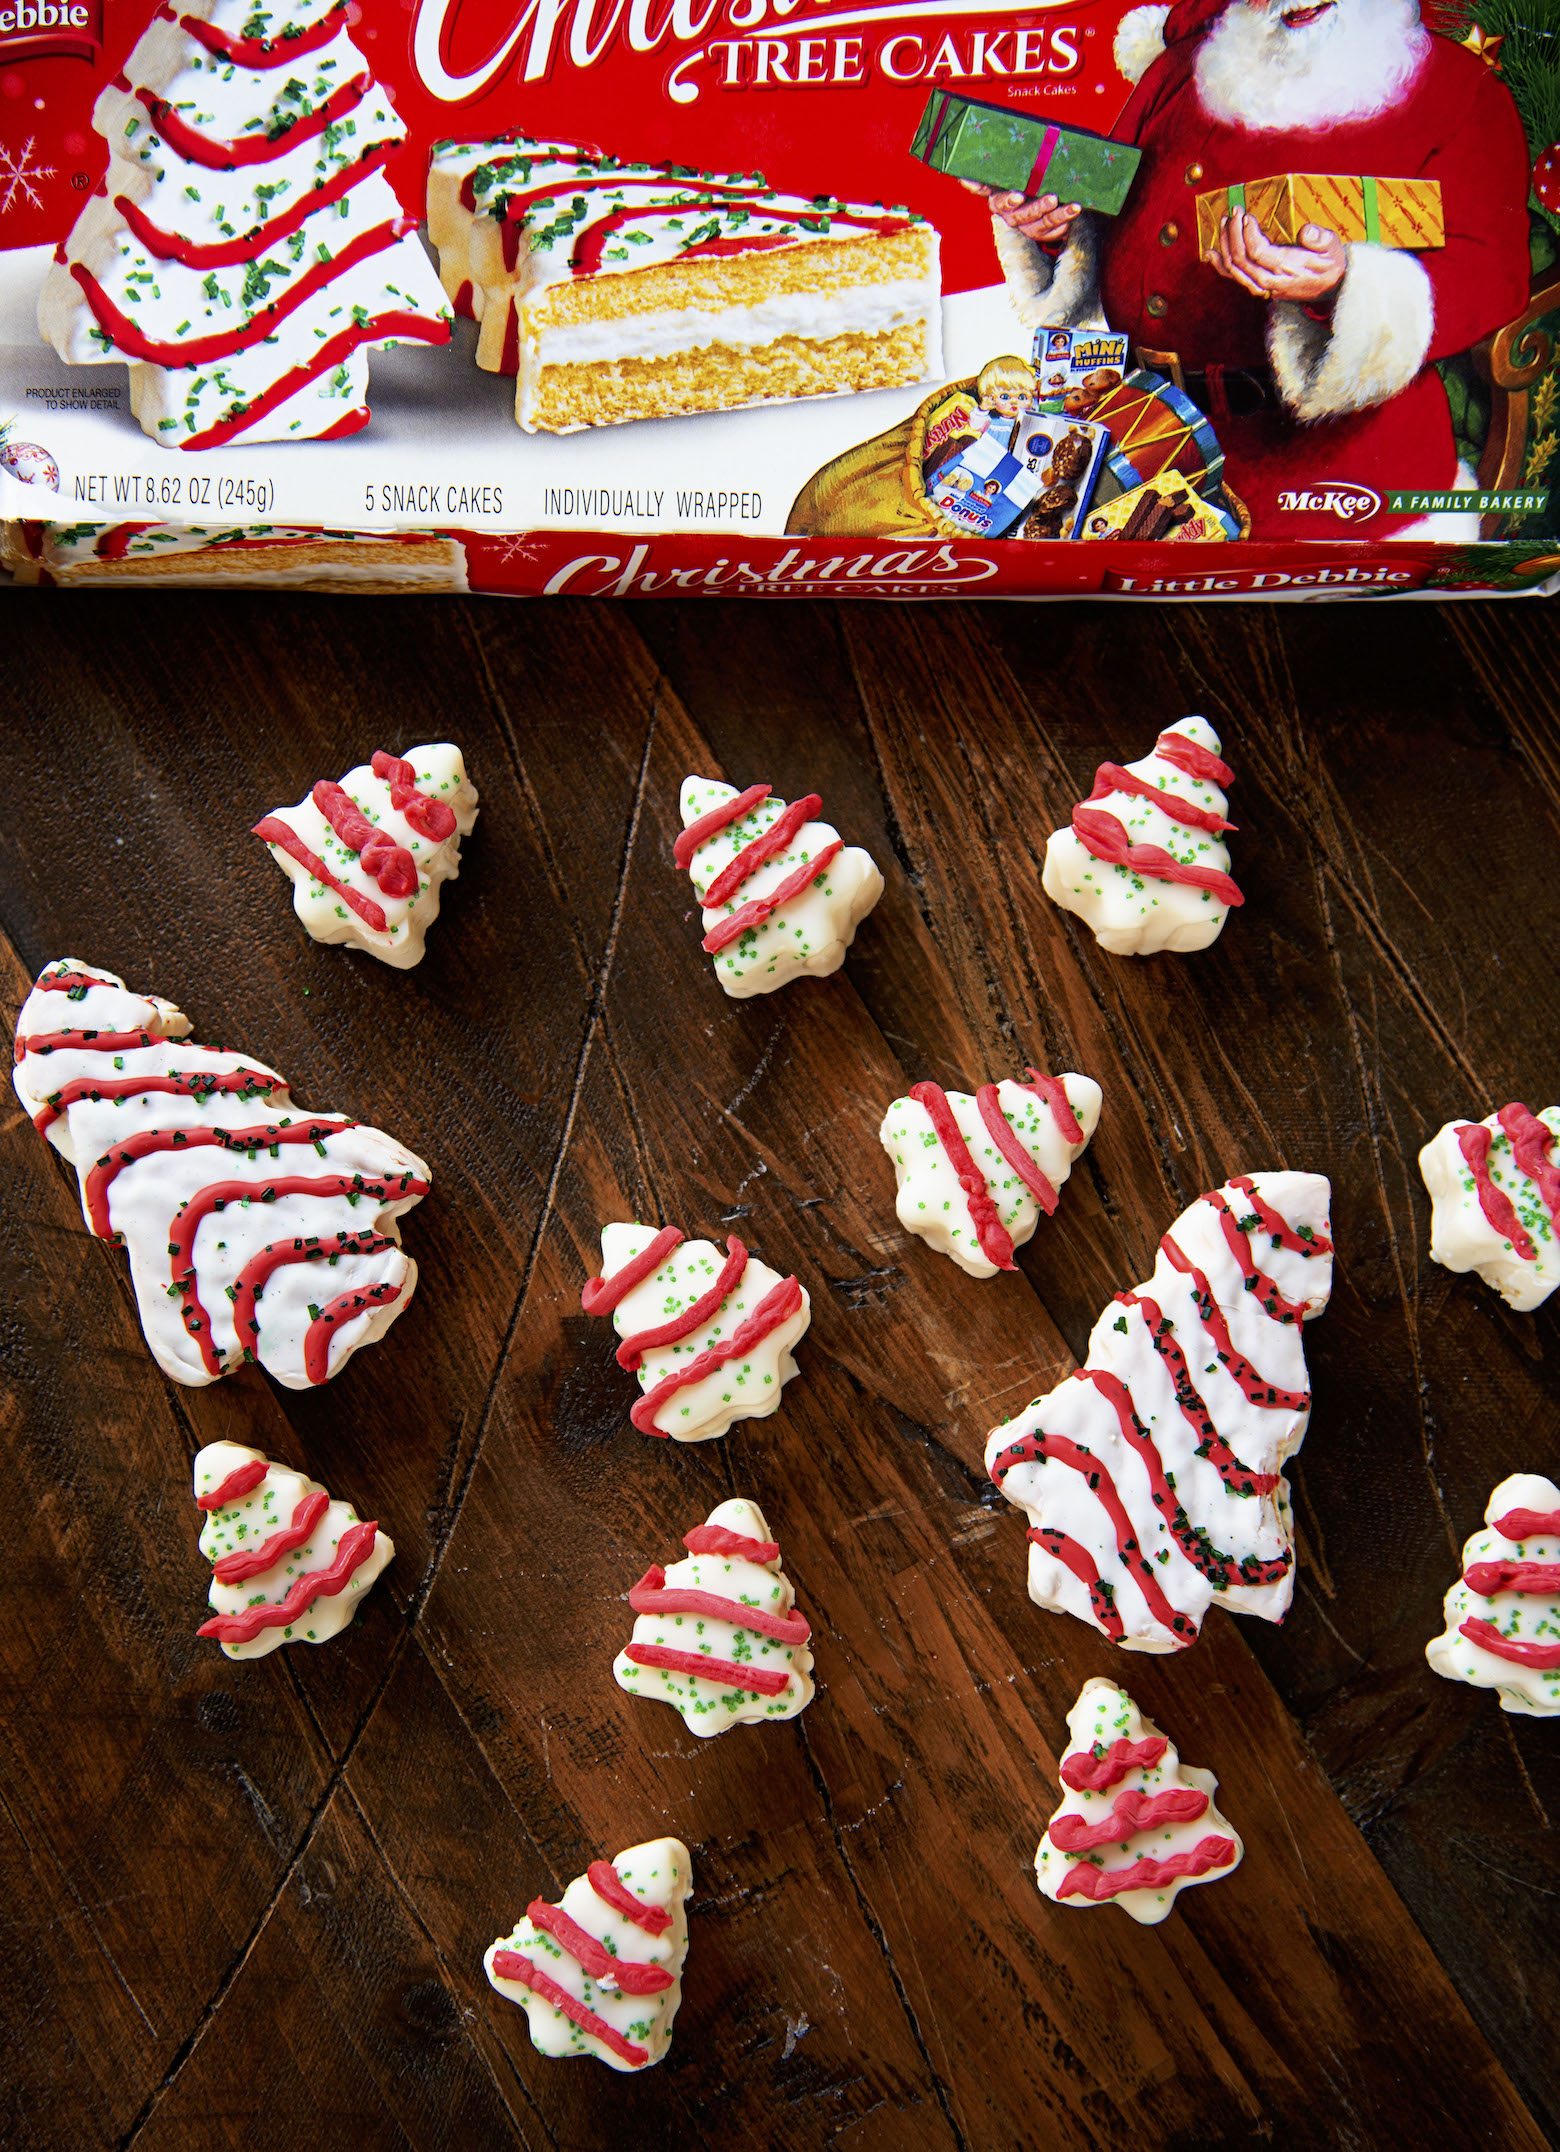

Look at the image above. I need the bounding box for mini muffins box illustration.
[2,0,1559,599]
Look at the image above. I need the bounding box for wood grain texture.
[0,593,1555,2152]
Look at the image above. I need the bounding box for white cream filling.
[530,277,937,369]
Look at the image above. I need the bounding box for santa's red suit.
[993,1,1532,538]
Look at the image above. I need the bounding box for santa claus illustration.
[976,0,1532,538]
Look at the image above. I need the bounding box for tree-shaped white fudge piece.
[192,1440,393,1659]
[582,1222,810,1442]
[485,1838,692,2072]
[1041,717,1243,956]
[677,776,884,998]
[12,960,429,1388]
[255,744,479,968]
[1426,1473,1560,1717]
[614,1497,814,1735]
[985,1171,1333,1651]
[1419,1103,1560,1312]
[880,1067,1101,1278]
[39,0,450,448]
[1037,1678,1242,1924]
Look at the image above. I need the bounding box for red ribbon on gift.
[1027,124,1062,196]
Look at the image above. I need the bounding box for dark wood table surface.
[1,593,1556,2152]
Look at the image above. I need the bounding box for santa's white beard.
[1196,0,1430,132]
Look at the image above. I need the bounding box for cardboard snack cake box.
[1,0,1557,600]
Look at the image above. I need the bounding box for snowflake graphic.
[489,532,554,567]
[0,137,56,219]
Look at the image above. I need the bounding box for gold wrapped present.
[1195,173,1444,260]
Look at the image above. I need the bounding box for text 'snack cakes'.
[485,1839,692,2071]
[192,1441,393,1660]
[677,775,884,998]
[881,1067,1101,1279]
[986,1171,1333,1651]
[39,0,451,447]
[582,1221,810,1442]
[255,743,479,968]
[1037,1679,1243,1925]
[1427,1474,1560,1717]
[12,960,430,1388]
[1042,717,1243,956]
[1420,1102,1560,1312]
[614,1497,815,1735]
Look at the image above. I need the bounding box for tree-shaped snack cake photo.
[1427,1472,1560,1717]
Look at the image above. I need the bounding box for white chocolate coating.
[1041,716,1237,956]
[985,1171,1333,1651]
[880,1072,1101,1278]
[613,1497,814,1735]
[1426,1472,1560,1717]
[595,1223,810,1442]
[257,743,479,968]
[1419,1107,1560,1313]
[485,1837,692,2071]
[1037,1679,1242,1924]
[193,1439,393,1660]
[12,960,429,1388]
[679,776,883,999]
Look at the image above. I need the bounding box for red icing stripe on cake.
[629,1273,803,1436]
[975,1081,1060,1217]
[1208,1191,1312,1323]
[1228,1173,1333,1255]
[489,1952,649,2068]
[683,1523,779,1564]
[700,840,844,954]
[183,310,448,450]
[581,1226,684,1317]
[30,1066,280,1134]
[34,968,110,994]
[1155,1238,1310,1416]
[1458,1616,1560,1670]
[1048,1785,1209,1853]
[305,1280,404,1383]
[1070,804,1244,909]
[198,1517,379,1640]
[1057,1834,1236,1901]
[213,1489,330,1584]
[623,1642,792,1695]
[573,200,913,277]
[133,71,370,169]
[1113,1289,1282,1497]
[525,1901,672,1994]
[628,1564,810,1644]
[114,142,391,268]
[1028,1528,1125,1640]
[16,1027,153,1061]
[909,1080,1016,1270]
[196,1458,269,1511]
[587,1860,672,1935]
[168,0,350,66]
[1059,1732,1168,1793]
[614,1237,747,1370]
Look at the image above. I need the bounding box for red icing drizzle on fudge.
[1463,1560,1560,1595]
[581,1226,683,1315]
[371,751,457,841]
[1048,1784,1209,1853]
[1086,762,1234,836]
[1457,1105,1560,1267]
[197,1457,269,1510]
[701,842,844,954]
[683,1522,779,1563]
[612,1237,747,1369]
[586,1861,671,1935]
[311,775,418,898]
[1495,1505,1560,1539]
[1060,1733,1168,1793]
[623,1642,792,1694]
[628,1565,811,1645]
[629,1274,804,1436]
[489,1954,648,2070]
[1057,1835,1237,1901]
[524,1902,672,1994]
[674,782,770,867]
[197,1517,379,1640]
[252,816,390,933]
[1070,805,1244,908]
[492,1857,680,2067]
[975,1084,1060,1215]
[1154,730,1234,786]
[1458,1617,1560,1671]
[1069,725,1242,904]
[212,1490,330,1584]
[909,1081,1016,1270]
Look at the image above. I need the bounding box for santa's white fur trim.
[1267,242,1433,422]
[1114,3,1169,86]
[993,210,1105,330]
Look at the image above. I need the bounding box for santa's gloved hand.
[960,180,1082,250]
[1210,209,1346,305]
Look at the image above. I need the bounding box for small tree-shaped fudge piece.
[255,744,479,968]
[986,1171,1333,1651]
[881,1066,1101,1278]
[676,776,884,998]
[582,1222,810,1442]
[485,1839,692,2071]
[1041,717,1242,956]
[1419,1103,1560,1312]
[1037,1679,1242,1924]
[1427,1473,1560,1717]
[614,1498,814,1735]
[193,1441,393,1660]
[12,960,430,1388]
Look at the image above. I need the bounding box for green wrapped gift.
[910,90,1142,216]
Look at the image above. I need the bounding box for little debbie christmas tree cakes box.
[1,0,1559,600]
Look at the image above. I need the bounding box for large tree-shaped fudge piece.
[255,744,479,968]
[1037,1679,1243,1924]
[485,1839,692,2072]
[39,0,450,448]
[192,1440,393,1660]
[676,776,884,997]
[1419,1102,1560,1312]
[12,960,430,1388]
[985,1171,1333,1651]
[881,1066,1101,1278]
[1041,716,1243,955]
[614,1497,814,1735]
[581,1222,810,1442]
[1427,1473,1560,1717]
